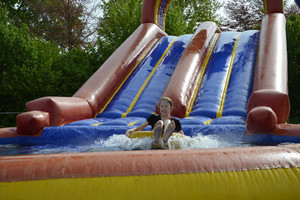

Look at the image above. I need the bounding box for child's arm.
[173,119,184,134]
[125,121,149,137]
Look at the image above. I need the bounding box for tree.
[1,0,99,50]
[221,0,300,31]
[286,14,300,123]
[221,0,264,31]
[96,0,221,65]
[52,47,100,97]
[30,0,99,50]
[0,5,64,127]
[1,0,37,27]
[165,0,221,35]
[95,0,143,63]
[0,2,100,127]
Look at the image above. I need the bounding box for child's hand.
[170,120,176,130]
[125,128,136,137]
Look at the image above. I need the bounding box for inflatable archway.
[1,0,300,199]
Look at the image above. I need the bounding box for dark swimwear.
[146,114,182,132]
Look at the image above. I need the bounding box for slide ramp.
[189,31,259,119]
[22,31,258,145]
[97,34,192,119]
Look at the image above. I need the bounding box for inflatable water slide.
[1,0,300,199]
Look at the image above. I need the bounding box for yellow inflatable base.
[128,131,184,138]
[2,167,300,200]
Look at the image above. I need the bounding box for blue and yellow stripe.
[95,38,159,117]
[185,33,220,117]
[121,37,177,118]
[216,33,241,118]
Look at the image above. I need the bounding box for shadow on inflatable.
[1,0,300,199]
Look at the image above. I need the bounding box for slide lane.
[96,36,175,118]
[158,22,221,118]
[188,31,259,124]
[189,32,240,118]
[127,34,192,118]
[97,34,192,119]
[222,31,259,118]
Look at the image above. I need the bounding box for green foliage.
[96,0,221,65]
[286,14,300,123]
[52,48,100,97]
[0,5,98,127]
[2,0,92,50]
[0,5,63,126]
[222,0,264,31]
[166,0,221,35]
[1,0,37,27]
[96,0,143,63]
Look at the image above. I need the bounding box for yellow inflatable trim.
[2,167,299,200]
[128,131,184,139]
[129,131,186,149]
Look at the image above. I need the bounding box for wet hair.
[158,97,173,108]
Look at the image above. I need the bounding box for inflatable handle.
[129,131,183,139]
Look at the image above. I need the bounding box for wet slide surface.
[189,31,259,120]
[95,31,259,122]
[97,34,192,119]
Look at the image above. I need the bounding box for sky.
[217,0,226,17]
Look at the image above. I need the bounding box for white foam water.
[93,135,153,151]
[90,132,248,152]
[168,133,243,149]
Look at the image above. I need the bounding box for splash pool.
[0,132,251,156]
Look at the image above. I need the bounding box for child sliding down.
[125,97,183,149]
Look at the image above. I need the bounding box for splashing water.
[93,135,154,151]
[0,133,249,156]
[168,133,244,149]
[89,132,248,152]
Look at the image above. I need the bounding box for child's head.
[158,97,173,109]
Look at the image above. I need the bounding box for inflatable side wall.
[1,144,300,199]
[245,1,300,138]
[247,13,289,132]
[11,25,167,135]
